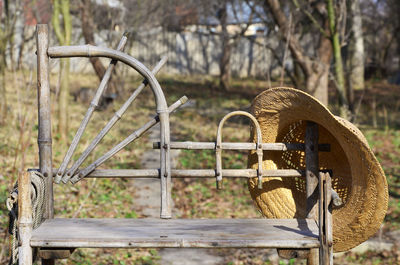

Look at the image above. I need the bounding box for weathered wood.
[63,56,168,183]
[277,249,310,259]
[69,96,187,184]
[215,111,264,189]
[36,24,53,220]
[308,248,319,265]
[47,45,169,112]
[331,188,342,207]
[319,172,324,263]
[153,142,331,152]
[42,260,55,265]
[159,110,172,218]
[305,121,319,219]
[38,248,74,260]
[18,172,33,265]
[305,121,319,265]
[56,168,305,179]
[56,34,129,183]
[47,43,172,219]
[31,218,319,249]
[323,173,333,265]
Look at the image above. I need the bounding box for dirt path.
[134,123,223,264]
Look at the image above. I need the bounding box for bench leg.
[18,244,32,265]
[18,172,33,265]
[319,172,333,265]
[42,259,55,265]
[307,248,319,265]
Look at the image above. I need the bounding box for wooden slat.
[153,142,331,151]
[305,122,320,265]
[52,169,305,179]
[305,121,319,220]
[31,218,319,249]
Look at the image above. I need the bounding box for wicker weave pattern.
[248,87,388,252]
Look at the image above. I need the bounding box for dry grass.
[0,70,399,264]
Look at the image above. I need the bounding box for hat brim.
[248,87,388,252]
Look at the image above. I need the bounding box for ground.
[0,71,399,264]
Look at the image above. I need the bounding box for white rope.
[7,171,46,265]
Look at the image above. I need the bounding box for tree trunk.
[80,0,105,78]
[396,1,400,71]
[220,38,232,91]
[348,0,364,92]
[17,22,26,70]
[219,1,231,91]
[307,20,332,107]
[58,58,69,142]
[306,68,330,106]
[52,0,71,142]
[80,0,119,97]
[0,66,7,124]
[327,0,348,118]
[264,0,331,105]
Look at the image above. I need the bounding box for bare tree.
[218,0,232,91]
[326,0,349,117]
[52,0,72,142]
[196,0,256,91]
[79,0,119,97]
[347,0,365,92]
[0,0,18,123]
[262,0,332,105]
[361,0,396,79]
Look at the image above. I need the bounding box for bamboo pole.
[47,45,168,111]
[48,44,171,218]
[55,34,129,183]
[306,121,319,265]
[153,142,330,151]
[36,24,53,219]
[215,111,264,189]
[18,172,33,265]
[73,168,305,178]
[62,56,168,183]
[69,96,187,184]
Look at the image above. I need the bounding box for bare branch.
[52,0,65,44]
[292,0,330,38]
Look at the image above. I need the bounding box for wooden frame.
[17,24,334,265]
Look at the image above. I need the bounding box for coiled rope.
[6,170,46,265]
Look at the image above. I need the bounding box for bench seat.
[31,218,319,249]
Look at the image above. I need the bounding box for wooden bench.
[17,24,333,265]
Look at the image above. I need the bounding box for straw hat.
[248,87,388,252]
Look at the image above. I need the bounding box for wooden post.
[37,24,55,265]
[159,111,172,218]
[319,172,333,265]
[305,121,319,265]
[305,121,319,218]
[18,172,33,265]
[37,24,53,218]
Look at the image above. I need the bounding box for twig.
[280,13,292,86]
[253,39,298,86]
[266,65,272,89]
[292,0,330,38]
[72,178,98,218]
[351,87,365,124]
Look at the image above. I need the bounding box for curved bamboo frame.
[47,44,172,218]
[215,111,264,189]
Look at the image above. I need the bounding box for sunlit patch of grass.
[1,71,400,264]
[362,128,400,229]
